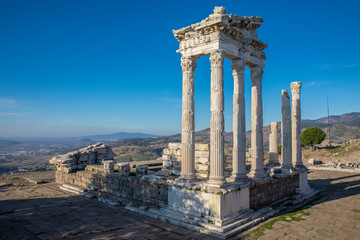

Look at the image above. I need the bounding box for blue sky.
[0,0,359,137]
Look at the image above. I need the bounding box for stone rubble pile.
[49,142,116,173]
[345,163,360,168]
[116,162,131,176]
[102,160,115,173]
[136,165,149,176]
[162,142,210,177]
[308,159,322,165]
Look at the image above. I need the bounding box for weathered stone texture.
[269,122,279,165]
[55,168,168,207]
[162,142,209,177]
[249,173,299,210]
[49,142,115,173]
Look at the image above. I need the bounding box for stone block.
[103,160,115,173]
[195,164,209,172]
[116,162,130,172]
[195,144,209,151]
[195,157,209,165]
[162,154,171,161]
[136,165,149,175]
[173,161,181,170]
[163,160,173,168]
[163,148,170,155]
[195,151,209,158]
[169,142,181,149]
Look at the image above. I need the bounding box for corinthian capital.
[210,50,224,68]
[250,65,263,84]
[290,82,302,95]
[181,56,197,74]
[231,59,246,74]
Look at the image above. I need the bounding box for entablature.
[173,6,267,67]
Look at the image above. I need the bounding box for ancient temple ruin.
[51,7,317,238]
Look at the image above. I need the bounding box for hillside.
[82,132,160,142]
[303,139,360,164]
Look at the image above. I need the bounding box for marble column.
[208,50,225,186]
[291,82,304,170]
[231,59,248,182]
[281,90,292,170]
[269,122,279,165]
[180,56,197,180]
[249,66,266,179]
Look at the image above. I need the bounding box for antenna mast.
[327,97,331,145]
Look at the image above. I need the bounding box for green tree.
[301,127,326,149]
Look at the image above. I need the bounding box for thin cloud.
[0,97,16,107]
[303,81,317,88]
[161,98,182,108]
[343,63,359,68]
[313,63,359,70]
[0,111,32,117]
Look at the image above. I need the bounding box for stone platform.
[53,165,317,238]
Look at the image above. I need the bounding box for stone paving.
[0,174,216,240]
[1,170,360,239]
[240,170,360,240]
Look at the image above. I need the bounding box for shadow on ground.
[305,171,360,207]
[0,186,214,240]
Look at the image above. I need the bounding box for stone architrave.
[231,59,248,182]
[208,50,226,186]
[180,56,197,180]
[291,82,304,170]
[281,90,292,170]
[249,66,266,179]
[269,122,279,165]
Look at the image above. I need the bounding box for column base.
[294,164,306,171]
[268,159,280,166]
[249,169,267,179]
[229,173,249,183]
[178,173,196,182]
[207,177,226,188]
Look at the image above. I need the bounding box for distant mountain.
[83,132,161,142]
[305,112,360,127]
[0,139,20,148]
[110,112,360,152]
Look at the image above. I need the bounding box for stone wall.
[162,142,209,177]
[55,168,168,207]
[50,143,115,173]
[250,173,299,210]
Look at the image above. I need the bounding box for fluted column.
[180,56,197,180]
[249,66,266,179]
[231,59,248,182]
[281,90,292,170]
[291,82,304,170]
[208,50,225,186]
[269,122,279,165]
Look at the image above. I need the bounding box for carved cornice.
[210,50,224,68]
[290,82,302,95]
[213,6,226,15]
[181,56,197,74]
[250,39,268,51]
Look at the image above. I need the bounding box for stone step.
[224,208,277,238]
[62,184,85,192]
[60,184,85,195]
[125,204,278,239]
